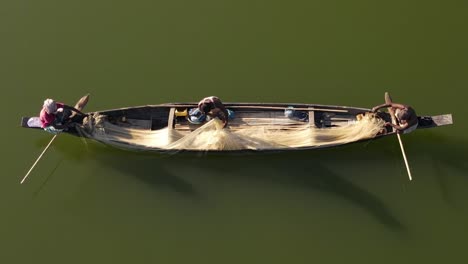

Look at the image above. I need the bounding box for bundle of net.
[166,113,384,151]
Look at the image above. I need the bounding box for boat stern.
[418,114,453,129]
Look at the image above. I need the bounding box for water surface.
[1,0,467,263]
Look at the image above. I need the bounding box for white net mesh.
[78,113,384,151]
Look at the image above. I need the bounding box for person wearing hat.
[371,102,418,134]
[40,98,86,134]
[197,96,229,128]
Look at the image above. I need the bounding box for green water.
[1,0,468,263]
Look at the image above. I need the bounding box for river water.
[1,0,467,263]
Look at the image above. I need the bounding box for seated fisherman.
[198,96,229,128]
[371,102,418,134]
[40,98,86,134]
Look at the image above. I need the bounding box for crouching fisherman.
[198,96,229,128]
[371,102,418,134]
[40,98,86,134]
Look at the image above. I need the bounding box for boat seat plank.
[308,108,315,127]
[168,108,176,129]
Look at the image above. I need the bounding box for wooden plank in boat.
[168,108,176,129]
[308,108,315,127]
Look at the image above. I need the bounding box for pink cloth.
[39,102,64,128]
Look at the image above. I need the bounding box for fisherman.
[198,96,229,128]
[40,98,86,134]
[371,102,418,134]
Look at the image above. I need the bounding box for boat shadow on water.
[43,129,468,231]
[184,149,407,232]
[407,131,468,206]
[51,138,406,231]
[45,136,200,198]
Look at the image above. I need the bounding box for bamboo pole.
[397,133,412,180]
[385,92,412,181]
[20,135,57,184]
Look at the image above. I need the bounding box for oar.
[20,135,57,184]
[385,92,412,181]
[396,133,412,180]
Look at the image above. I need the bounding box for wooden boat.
[21,94,453,153]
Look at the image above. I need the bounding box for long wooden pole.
[397,133,412,180]
[385,92,412,181]
[20,135,57,184]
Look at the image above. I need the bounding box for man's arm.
[220,110,228,128]
[218,106,229,128]
[210,108,228,128]
[371,103,391,112]
[372,103,408,112]
[385,122,409,132]
[388,103,407,110]
[63,104,86,115]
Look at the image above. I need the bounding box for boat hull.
[21,101,453,153]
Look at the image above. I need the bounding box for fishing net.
[78,114,183,150]
[78,112,384,151]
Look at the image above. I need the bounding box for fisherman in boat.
[198,96,229,128]
[371,103,418,134]
[40,98,86,134]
